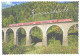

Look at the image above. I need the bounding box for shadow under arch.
[29,26,43,45]
[16,27,26,45]
[2,30,4,41]
[68,24,78,46]
[6,28,14,44]
[46,25,63,45]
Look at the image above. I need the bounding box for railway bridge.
[2,22,78,46]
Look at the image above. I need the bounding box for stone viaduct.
[2,22,78,46]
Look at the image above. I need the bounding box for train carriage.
[8,18,72,27]
[58,18,72,22]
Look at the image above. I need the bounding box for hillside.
[2,1,78,27]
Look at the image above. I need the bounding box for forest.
[2,1,78,54]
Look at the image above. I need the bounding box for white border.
[0,0,80,56]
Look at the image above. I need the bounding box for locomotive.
[8,18,72,27]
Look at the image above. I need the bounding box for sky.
[2,1,30,9]
[2,1,71,9]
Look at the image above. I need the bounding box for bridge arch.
[29,26,43,45]
[68,24,78,46]
[68,24,78,32]
[46,25,63,34]
[16,27,26,45]
[6,28,14,44]
[46,25,63,45]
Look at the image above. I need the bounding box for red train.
[9,18,72,27]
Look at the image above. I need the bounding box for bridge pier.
[62,29,68,46]
[42,28,47,46]
[13,31,18,45]
[42,36,47,46]
[4,31,8,43]
[26,31,31,46]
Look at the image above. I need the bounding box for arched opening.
[2,30,4,42]
[47,25,63,46]
[6,28,14,44]
[68,24,78,47]
[29,26,43,46]
[16,28,26,46]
